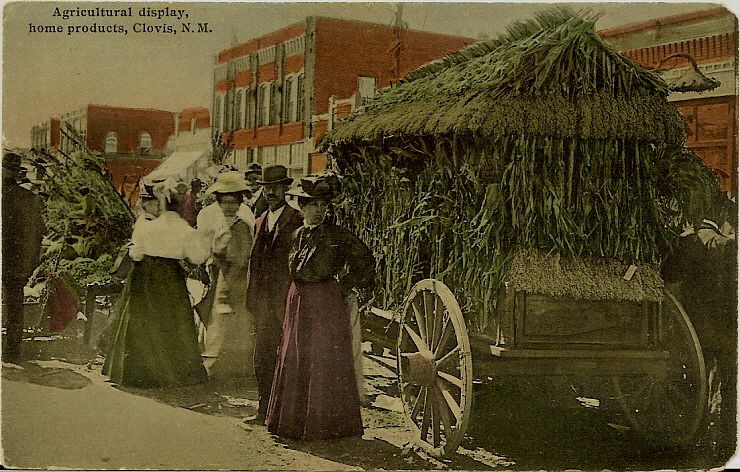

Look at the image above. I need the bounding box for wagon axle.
[401,350,439,387]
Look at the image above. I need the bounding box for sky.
[1,1,726,148]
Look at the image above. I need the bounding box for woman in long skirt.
[266,173,375,440]
[103,179,210,388]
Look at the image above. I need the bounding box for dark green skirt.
[103,256,208,388]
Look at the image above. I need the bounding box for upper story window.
[223,90,233,132]
[139,132,152,154]
[105,132,118,154]
[296,74,305,122]
[283,77,294,123]
[358,76,377,103]
[245,88,254,128]
[270,82,280,125]
[258,83,270,127]
[235,90,244,129]
[213,96,222,131]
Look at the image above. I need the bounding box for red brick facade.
[213,16,474,175]
[85,105,175,154]
[312,17,474,115]
[178,107,210,132]
[217,22,307,64]
[105,158,163,206]
[230,122,304,148]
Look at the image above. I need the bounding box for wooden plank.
[369,307,396,321]
[484,347,669,359]
[521,295,646,345]
[473,356,669,377]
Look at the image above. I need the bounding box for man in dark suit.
[245,165,303,421]
[2,152,45,363]
[244,163,268,218]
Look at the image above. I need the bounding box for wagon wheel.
[397,279,473,456]
[611,290,707,445]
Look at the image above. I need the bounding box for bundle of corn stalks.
[326,8,726,331]
[30,149,134,289]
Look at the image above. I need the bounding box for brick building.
[599,7,738,193]
[31,104,177,205]
[212,16,474,177]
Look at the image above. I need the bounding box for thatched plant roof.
[327,8,687,145]
[507,248,664,302]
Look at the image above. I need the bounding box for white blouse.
[129,211,210,264]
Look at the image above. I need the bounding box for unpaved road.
[1,333,736,470]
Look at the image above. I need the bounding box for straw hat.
[205,171,249,194]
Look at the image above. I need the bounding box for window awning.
[146,150,209,182]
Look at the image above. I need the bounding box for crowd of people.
[100,162,376,441]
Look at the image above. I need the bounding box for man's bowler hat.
[256,165,293,185]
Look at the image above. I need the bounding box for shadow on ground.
[2,362,91,390]
[464,381,725,471]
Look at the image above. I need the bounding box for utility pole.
[392,3,406,82]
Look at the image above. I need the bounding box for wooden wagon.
[323,10,722,456]
[362,251,706,455]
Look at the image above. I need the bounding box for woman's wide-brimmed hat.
[206,171,249,195]
[287,172,340,200]
[256,165,293,185]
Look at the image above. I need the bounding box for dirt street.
[1,328,737,470]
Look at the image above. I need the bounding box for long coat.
[1,180,45,282]
[245,204,303,415]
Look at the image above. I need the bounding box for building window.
[245,89,254,128]
[224,91,233,131]
[358,76,377,104]
[283,77,294,123]
[105,132,117,154]
[296,74,305,122]
[235,90,244,129]
[214,96,222,131]
[139,132,152,154]
[258,83,270,127]
[270,82,280,125]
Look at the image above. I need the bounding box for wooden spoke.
[410,301,428,346]
[423,290,435,344]
[430,388,441,447]
[433,318,453,358]
[420,393,431,440]
[404,324,427,352]
[438,371,464,389]
[434,385,454,439]
[411,387,427,421]
[437,381,463,423]
[436,345,459,367]
[430,294,445,351]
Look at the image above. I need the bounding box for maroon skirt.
[266,279,363,440]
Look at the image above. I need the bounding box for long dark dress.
[266,222,374,440]
[103,211,209,388]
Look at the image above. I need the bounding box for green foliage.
[32,150,134,285]
[331,136,721,330]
